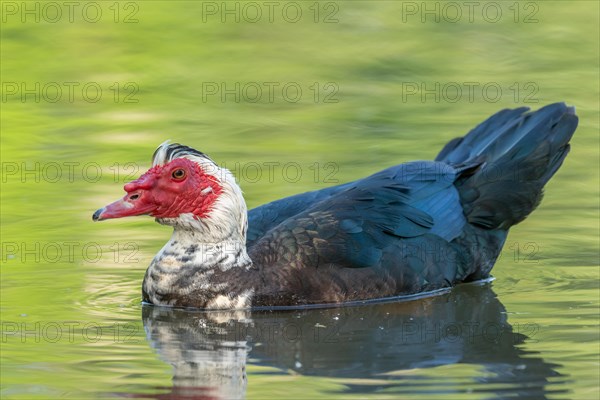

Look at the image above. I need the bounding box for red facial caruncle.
[93,158,222,222]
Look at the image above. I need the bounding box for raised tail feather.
[436,103,578,230]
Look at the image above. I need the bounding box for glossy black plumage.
[243,103,577,305]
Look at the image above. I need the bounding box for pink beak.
[93,196,148,221]
[93,174,156,221]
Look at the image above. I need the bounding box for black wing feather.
[249,162,464,272]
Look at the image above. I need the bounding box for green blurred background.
[1,1,598,398]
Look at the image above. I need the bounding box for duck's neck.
[162,228,253,271]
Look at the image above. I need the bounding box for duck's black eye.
[171,169,186,180]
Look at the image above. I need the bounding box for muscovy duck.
[93,103,578,309]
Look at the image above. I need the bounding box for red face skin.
[93,158,222,222]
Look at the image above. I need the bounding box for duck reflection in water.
[133,283,564,399]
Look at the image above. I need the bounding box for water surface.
[1,1,598,399]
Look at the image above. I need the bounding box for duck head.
[93,141,248,241]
